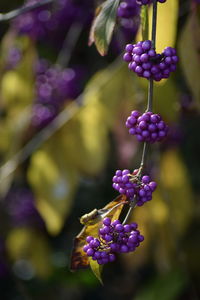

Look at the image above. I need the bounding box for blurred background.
[0,0,200,299]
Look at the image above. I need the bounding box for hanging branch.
[122,0,158,222]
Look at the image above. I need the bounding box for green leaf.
[140,6,149,41]
[89,259,103,285]
[28,146,78,235]
[89,0,120,56]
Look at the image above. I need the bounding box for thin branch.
[146,78,153,112]
[122,196,137,225]
[56,22,83,67]
[140,142,147,169]
[0,100,82,183]
[146,0,157,112]
[151,0,158,49]
[0,0,54,22]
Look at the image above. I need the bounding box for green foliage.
[140,6,149,41]
[28,146,79,235]
[135,269,188,300]
[89,0,120,56]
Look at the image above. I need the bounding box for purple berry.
[103,217,111,226]
[87,248,94,256]
[123,53,132,62]
[142,175,150,184]
[86,236,94,243]
[115,224,124,232]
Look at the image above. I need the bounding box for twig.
[122,196,137,225]
[0,0,54,22]
[56,22,83,67]
[146,0,157,112]
[151,0,157,49]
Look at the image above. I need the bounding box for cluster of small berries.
[83,0,174,268]
[136,0,166,5]
[123,41,178,81]
[5,47,22,70]
[117,0,140,19]
[32,60,84,128]
[5,187,44,227]
[112,169,157,206]
[125,110,168,142]
[117,0,140,43]
[13,0,94,42]
[83,218,144,265]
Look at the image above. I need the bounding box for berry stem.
[146,79,153,111]
[139,1,158,171]
[122,196,137,225]
[56,22,83,67]
[151,0,158,49]
[140,141,147,170]
[146,0,157,112]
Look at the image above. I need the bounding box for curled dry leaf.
[70,194,127,271]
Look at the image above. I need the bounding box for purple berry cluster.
[32,60,84,128]
[5,47,22,70]
[136,0,166,5]
[112,169,157,206]
[4,187,44,227]
[117,0,140,19]
[13,0,94,42]
[117,0,140,44]
[117,0,140,40]
[123,41,178,81]
[126,110,168,142]
[83,218,144,265]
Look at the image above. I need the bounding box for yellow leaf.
[136,75,179,122]
[1,70,33,115]
[137,0,178,52]
[6,227,52,278]
[28,147,78,235]
[178,11,200,108]
[1,35,36,115]
[58,62,135,176]
[149,0,179,52]
[160,149,194,235]
[89,258,103,285]
[70,195,127,271]
[149,189,169,225]
[57,100,108,176]
[154,77,179,122]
